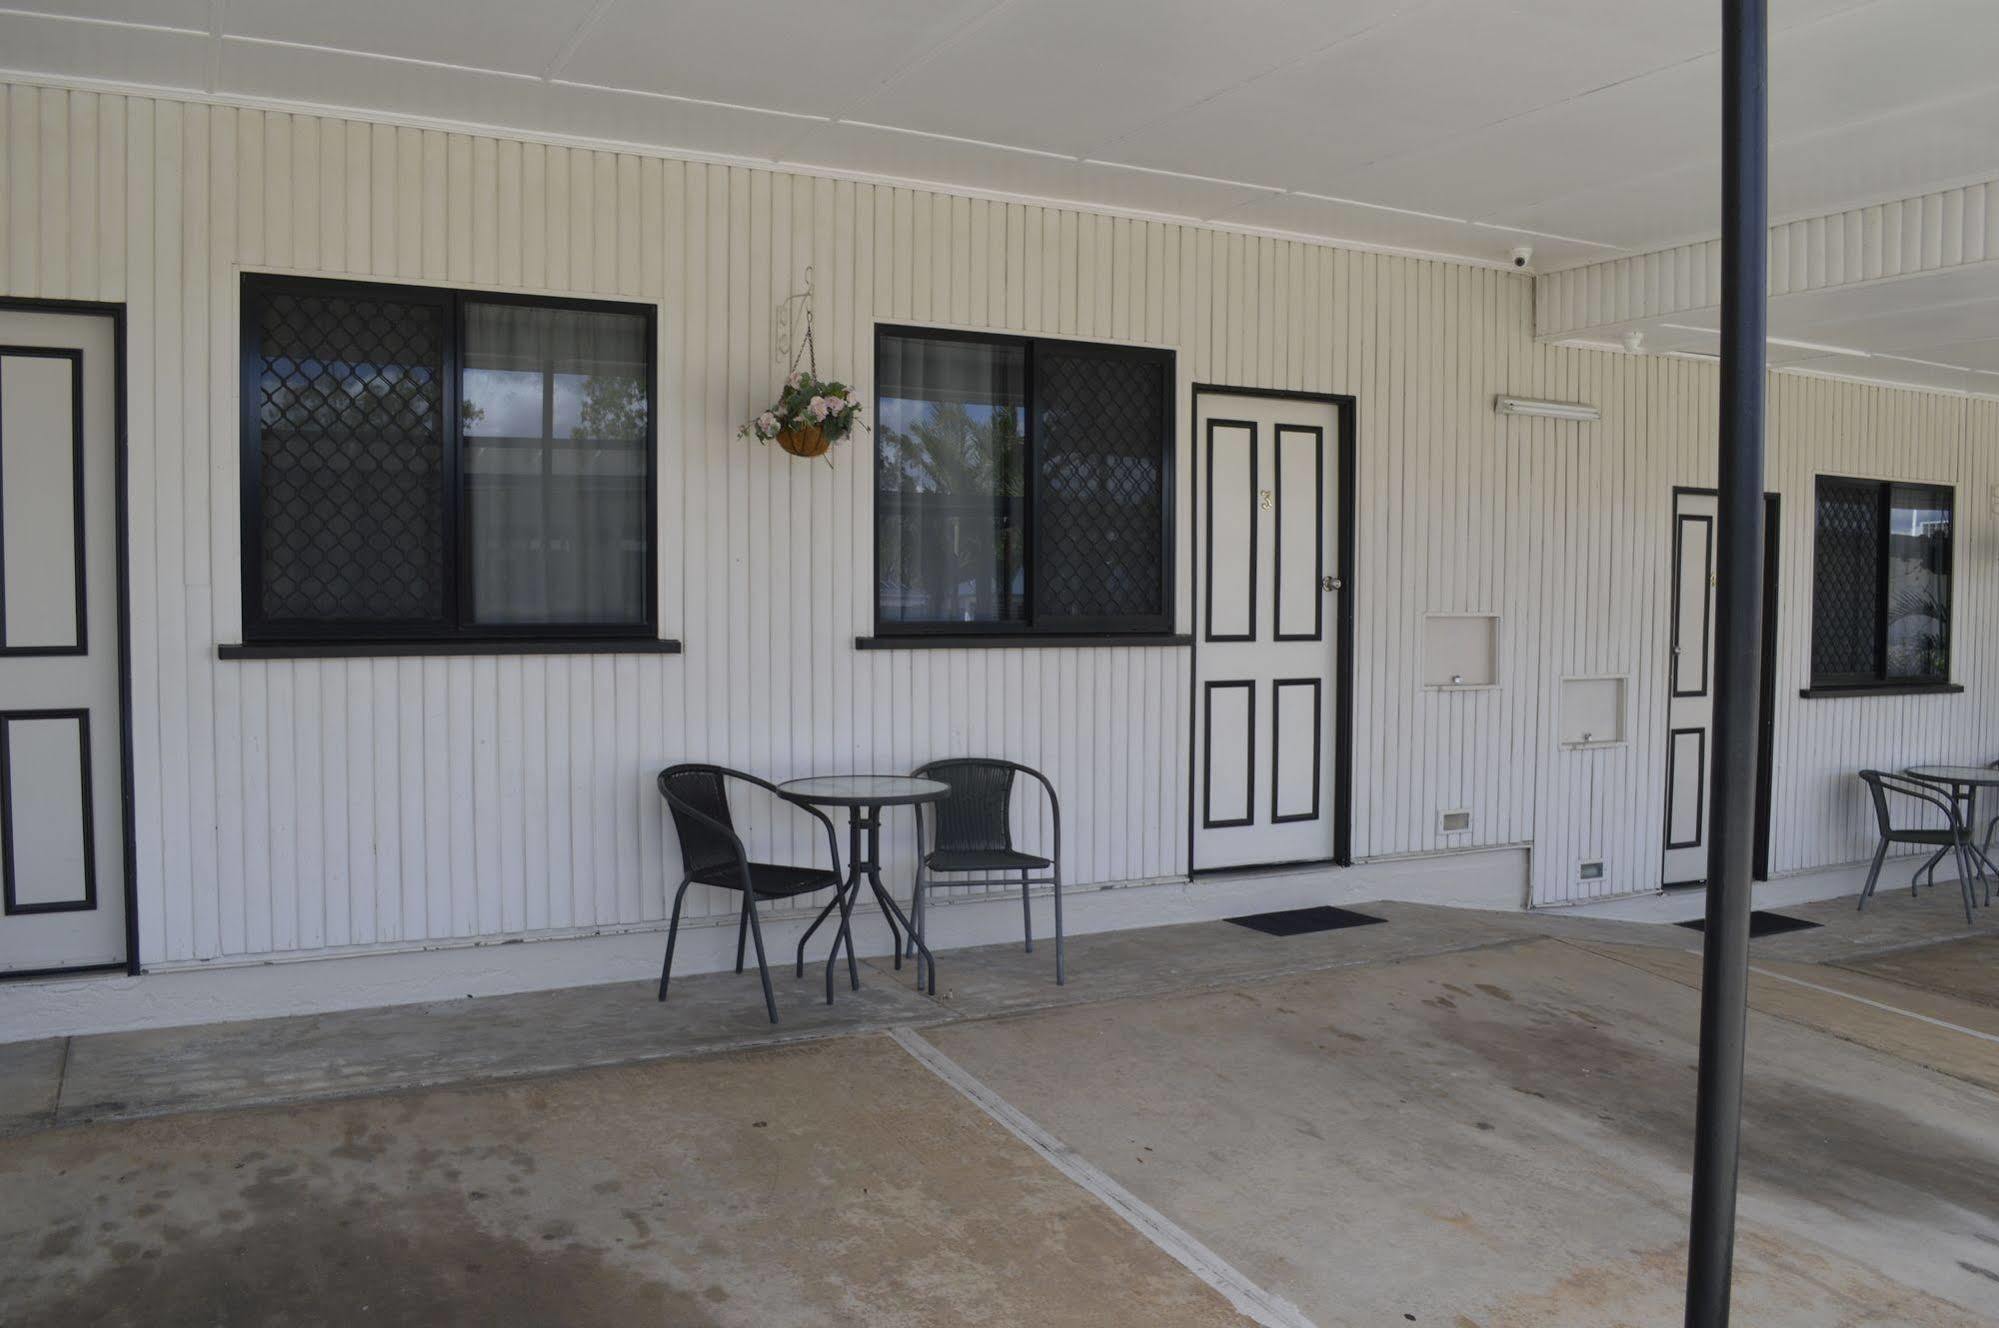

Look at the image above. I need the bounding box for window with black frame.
[873,327,1172,639]
[1810,475,1953,690]
[241,275,656,646]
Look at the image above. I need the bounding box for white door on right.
[1193,392,1342,871]
[1663,489,1717,887]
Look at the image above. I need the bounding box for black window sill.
[1798,681,1962,699]
[855,633,1192,651]
[220,638,682,661]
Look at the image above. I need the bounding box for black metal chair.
[1856,770,1976,925]
[906,758,1064,991]
[656,764,846,1023]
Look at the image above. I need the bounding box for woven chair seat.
[924,848,1052,873]
[693,862,841,898]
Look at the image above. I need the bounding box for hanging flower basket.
[740,369,865,462]
[775,422,829,458]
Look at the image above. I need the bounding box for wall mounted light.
[1495,395,1601,421]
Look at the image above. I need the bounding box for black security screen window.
[254,286,448,626]
[1811,476,1952,688]
[874,327,1173,638]
[242,275,657,644]
[1035,346,1167,628]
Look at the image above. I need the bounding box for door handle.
[1321,575,1340,592]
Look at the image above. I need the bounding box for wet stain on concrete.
[4,1196,714,1328]
[1427,1000,1999,1225]
[1,1037,1250,1328]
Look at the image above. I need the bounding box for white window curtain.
[462,302,649,627]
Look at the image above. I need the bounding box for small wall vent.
[1578,860,1605,881]
[1439,810,1472,834]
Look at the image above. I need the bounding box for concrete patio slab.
[0,1035,1251,1328]
[46,963,945,1131]
[1837,936,1999,1009]
[5,902,1688,1138]
[872,898,1686,1019]
[1741,889,1997,965]
[923,937,1999,1327]
[1577,941,1999,1094]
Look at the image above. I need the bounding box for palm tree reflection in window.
[877,339,1028,626]
[1885,488,1951,681]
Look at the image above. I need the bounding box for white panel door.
[0,311,126,974]
[1193,393,1340,870]
[1662,490,1716,887]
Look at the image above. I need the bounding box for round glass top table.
[776,774,950,995]
[776,774,950,807]
[1903,765,1999,788]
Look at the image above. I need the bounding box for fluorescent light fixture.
[1496,395,1600,421]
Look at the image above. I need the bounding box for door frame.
[1661,485,1779,888]
[1186,384,1357,873]
[0,297,138,979]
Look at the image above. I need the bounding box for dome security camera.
[1510,245,1533,269]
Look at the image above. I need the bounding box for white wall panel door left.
[0,311,126,975]
[1193,392,1342,871]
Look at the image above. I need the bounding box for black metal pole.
[1685,2,1768,1325]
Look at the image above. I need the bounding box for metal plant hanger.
[744,265,865,461]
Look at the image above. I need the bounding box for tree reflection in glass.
[876,335,1027,626]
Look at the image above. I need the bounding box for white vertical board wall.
[3,82,1997,963]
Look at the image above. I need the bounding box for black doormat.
[1226,905,1386,937]
[1674,910,1822,938]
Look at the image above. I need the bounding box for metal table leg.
[824,804,936,994]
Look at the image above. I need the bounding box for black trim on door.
[0,345,90,656]
[1753,493,1781,881]
[1188,385,1357,873]
[0,297,135,977]
[1670,510,1713,698]
[1202,418,1258,644]
[1269,677,1323,824]
[1200,679,1256,829]
[0,708,97,915]
[1272,424,1325,643]
[1664,725,1708,852]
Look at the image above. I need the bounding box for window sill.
[1798,681,1962,699]
[219,638,682,661]
[855,632,1192,651]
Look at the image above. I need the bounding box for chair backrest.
[918,758,1019,854]
[657,764,740,875]
[1857,769,1896,836]
[1857,769,1956,837]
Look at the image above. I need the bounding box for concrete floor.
[2,892,1995,1326]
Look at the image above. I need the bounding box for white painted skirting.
[0,847,1525,1043]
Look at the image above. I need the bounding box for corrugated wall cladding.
[3,82,1997,962]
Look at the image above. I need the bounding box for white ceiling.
[6,0,1999,393]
